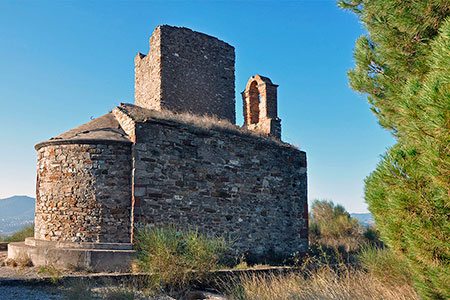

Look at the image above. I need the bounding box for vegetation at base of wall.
[223,262,419,300]
[5,255,33,268]
[38,264,63,283]
[133,226,229,291]
[0,224,34,242]
[221,199,419,300]
[338,1,450,298]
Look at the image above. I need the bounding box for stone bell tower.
[241,75,281,139]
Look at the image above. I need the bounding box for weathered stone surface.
[135,25,236,123]
[34,143,132,243]
[119,106,308,260]
[33,104,307,261]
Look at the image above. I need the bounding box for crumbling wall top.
[134,25,236,123]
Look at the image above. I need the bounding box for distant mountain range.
[351,213,375,227]
[0,195,35,236]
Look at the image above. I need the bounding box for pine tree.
[339,1,450,298]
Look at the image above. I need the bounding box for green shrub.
[133,226,228,290]
[309,200,362,249]
[3,224,34,242]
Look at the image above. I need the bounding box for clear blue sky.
[0,0,394,213]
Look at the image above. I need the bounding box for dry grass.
[233,261,271,270]
[224,265,420,300]
[6,254,33,268]
[117,103,295,148]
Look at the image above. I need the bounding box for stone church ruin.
[8,25,308,271]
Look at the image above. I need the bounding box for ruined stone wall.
[135,25,236,123]
[135,30,162,112]
[34,143,132,243]
[132,119,308,260]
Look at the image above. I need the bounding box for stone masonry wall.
[35,143,132,243]
[132,119,308,260]
[135,25,236,123]
[135,29,162,112]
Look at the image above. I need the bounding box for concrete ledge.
[24,238,133,250]
[8,241,135,273]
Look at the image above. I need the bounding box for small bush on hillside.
[308,200,384,265]
[309,199,362,251]
[1,224,34,242]
[133,226,228,291]
[363,226,384,248]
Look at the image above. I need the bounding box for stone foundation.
[8,238,135,272]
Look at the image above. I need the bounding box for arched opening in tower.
[248,81,260,124]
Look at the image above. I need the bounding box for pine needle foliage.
[339,1,450,299]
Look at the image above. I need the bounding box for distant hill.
[351,212,375,227]
[0,195,35,236]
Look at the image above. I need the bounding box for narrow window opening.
[248,81,260,124]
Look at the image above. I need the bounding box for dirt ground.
[0,250,227,300]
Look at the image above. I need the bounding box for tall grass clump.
[133,226,228,290]
[1,224,34,242]
[225,264,420,300]
[358,246,414,287]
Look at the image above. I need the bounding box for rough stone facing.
[131,118,307,260]
[34,143,132,243]
[135,25,236,123]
